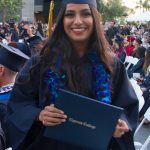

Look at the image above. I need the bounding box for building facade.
[21,0,44,22]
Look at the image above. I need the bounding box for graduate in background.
[0,43,29,150]
[5,0,138,150]
[127,46,146,79]
[139,47,150,120]
[0,43,29,126]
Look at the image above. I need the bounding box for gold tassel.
[48,0,54,37]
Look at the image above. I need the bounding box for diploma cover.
[44,89,123,150]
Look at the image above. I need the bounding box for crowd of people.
[106,20,150,125]
[0,0,150,149]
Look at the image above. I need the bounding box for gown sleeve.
[111,58,139,150]
[5,56,42,150]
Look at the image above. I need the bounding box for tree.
[136,0,144,12]
[96,0,129,22]
[136,0,150,12]
[0,0,23,24]
[142,0,150,11]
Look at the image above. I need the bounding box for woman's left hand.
[113,119,129,138]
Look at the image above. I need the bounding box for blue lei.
[45,51,111,104]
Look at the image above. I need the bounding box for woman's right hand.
[113,119,129,138]
[38,104,67,126]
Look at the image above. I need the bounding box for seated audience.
[127,46,146,79]
[125,36,135,56]
[132,37,142,57]
[139,47,150,123]
[112,35,126,63]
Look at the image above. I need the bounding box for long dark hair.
[32,5,114,93]
[143,49,150,74]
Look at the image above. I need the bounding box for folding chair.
[134,107,150,150]
[124,56,139,70]
[140,135,150,150]
[130,78,145,112]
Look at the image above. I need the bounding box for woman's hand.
[38,104,67,126]
[113,119,129,138]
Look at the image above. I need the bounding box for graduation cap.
[135,37,142,45]
[26,35,43,48]
[8,42,31,57]
[0,43,30,72]
[115,35,124,44]
[62,0,97,8]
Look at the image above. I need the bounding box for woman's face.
[133,40,138,46]
[63,4,94,43]
[114,42,119,49]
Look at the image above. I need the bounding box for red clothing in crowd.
[126,45,135,56]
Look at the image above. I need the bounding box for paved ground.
[134,123,150,150]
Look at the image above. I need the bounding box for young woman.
[143,47,150,77]
[125,36,135,56]
[139,47,150,119]
[112,35,126,63]
[127,46,146,79]
[5,0,138,150]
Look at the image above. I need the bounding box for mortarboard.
[26,35,43,48]
[8,42,31,57]
[62,0,97,8]
[115,35,124,44]
[0,43,30,72]
[135,37,142,45]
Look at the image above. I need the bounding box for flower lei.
[45,70,60,104]
[89,51,111,104]
[45,51,111,104]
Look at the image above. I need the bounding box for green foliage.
[96,0,129,22]
[0,0,23,21]
[136,0,150,12]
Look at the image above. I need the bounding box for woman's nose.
[74,15,82,24]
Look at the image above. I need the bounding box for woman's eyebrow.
[80,9,91,12]
[65,9,91,13]
[65,10,74,13]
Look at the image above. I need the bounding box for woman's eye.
[82,12,92,17]
[64,13,74,17]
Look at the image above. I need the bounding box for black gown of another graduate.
[5,55,138,150]
[127,58,145,78]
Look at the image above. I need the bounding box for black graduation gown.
[0,85,13,150]
[5,56,138,150]
[118,51,126,63]
[139,73,150,117]
[0,93,10,126]
[127,58,145,78]
[106,27,119,45]
[0,86,13,128]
